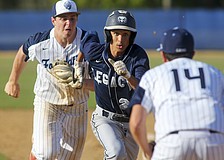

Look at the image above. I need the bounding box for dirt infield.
[0,52,158,160]
[0,109,154,160]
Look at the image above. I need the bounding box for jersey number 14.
[171,68,206,91]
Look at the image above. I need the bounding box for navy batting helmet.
[104,10,137,44]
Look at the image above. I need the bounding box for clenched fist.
[108,58,131,79]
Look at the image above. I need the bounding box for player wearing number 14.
[129,27,224,160]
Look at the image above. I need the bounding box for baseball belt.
[169,129,223,135]
[95,105,129,122]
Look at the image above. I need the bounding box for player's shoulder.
[22,29,51,55]
[193,59,222,72]
[175,58,224,79]
[204,63,224,79]
[81,30,100,47]
[129,44,148,58]
[80,30,104,60]
[82,30,99,40]
[76,27,88,40]
[197,60,224,85]
[24,29,51,48]
[132,44,146,53]
[28,29,51,43]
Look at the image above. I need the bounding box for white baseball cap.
[52,0,80,17]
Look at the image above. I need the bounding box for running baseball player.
[76,10,150,159]
[4,0,93,159]
[129,27,224,160]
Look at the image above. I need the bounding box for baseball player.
[4,0,94,160]
[129,27,224,160]
[76,10,150,159]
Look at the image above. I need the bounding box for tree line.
[0,0,224,10]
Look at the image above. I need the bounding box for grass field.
[0,50,223,109]
[0,50,223,160]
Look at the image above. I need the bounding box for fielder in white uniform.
[4,0,94,160]
[129,27,224,160]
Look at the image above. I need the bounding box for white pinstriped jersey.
[26,27,90,105]
[137,58,224,141]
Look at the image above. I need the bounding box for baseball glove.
[50,60,84,89]
[50,60,74,84]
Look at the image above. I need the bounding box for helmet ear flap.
[130,32,137,44]
[104,30,112,43]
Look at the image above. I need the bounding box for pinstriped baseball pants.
[31,96,88,160]
[152,130,224,160]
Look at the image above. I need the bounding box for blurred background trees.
[0,0,224,10]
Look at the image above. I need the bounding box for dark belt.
[102,110,130,122]
[170,129,220,134]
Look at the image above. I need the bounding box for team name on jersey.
[41,56,77,69]
[94,70,129,88]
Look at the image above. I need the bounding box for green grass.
[0,53,36,109]
[0,52,97,109]
[0,50,224,109]
[0,154,7,160]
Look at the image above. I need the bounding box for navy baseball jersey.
[80,31,150,115]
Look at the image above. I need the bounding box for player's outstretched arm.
[74,52,84,80]
[77,52,95,91]
[77,51,84,62]
[125,75,139,90]
[4,46,27,98]
[130,104,153,159]
[71,52,85,89]
[82,79,95,91]
[72,51,95,90]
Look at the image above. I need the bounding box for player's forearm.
[130,105,151,157]
[8,46,27,83]
[130,104,147,137]
[132,124,152,159]
[131,123,150,154]
[126,76,138,89]
[83,79,95,91]
[77,52,84,62]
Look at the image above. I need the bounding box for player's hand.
[72,61,84,89]
[148,140,156,153]
[4,81,20,98]
[69,79,83,89]
[142,140,156,160]
[108,58,131,79]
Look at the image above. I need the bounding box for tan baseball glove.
[51,60,74,83]
[50,60,83,88]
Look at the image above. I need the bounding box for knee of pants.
[32,147,58,160]
[105,145,127,160]
[32,153,57,160]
